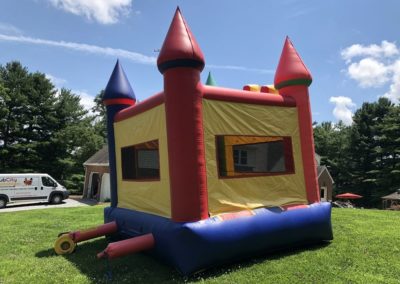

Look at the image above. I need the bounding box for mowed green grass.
[0,206,399,284]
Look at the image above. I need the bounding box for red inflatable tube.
[279,85,320,203]
[69,221,118,243]
[282,204,309,211]
[97,233,155,259]
[114,92,164,122]
[203,85,296,107]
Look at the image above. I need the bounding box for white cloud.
[329,96,356,126]
[383,78,400,104]
[382,60,400,104]
[342,41,400,104]
[74,90,95,110]
[341,40,399,63]
[0,33,275,75]
[48,0,133,24]
[347,57,390,88]
[0,22,22,35]
[45,73,67,87]
[207,64,274,74]
[0,33,156,64]
[286,7,316,19]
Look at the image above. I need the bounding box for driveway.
[0,197,100,213]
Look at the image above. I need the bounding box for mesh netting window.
[121,140,160,180]
[216,135,294,178]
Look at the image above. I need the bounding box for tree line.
[314,98,400,207]
[0,61,105,192]
[0,61,399,205]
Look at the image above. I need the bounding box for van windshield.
[42,177,57,187]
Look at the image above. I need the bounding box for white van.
[0,174,69,209]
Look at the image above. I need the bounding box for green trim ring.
[275,78,312,90]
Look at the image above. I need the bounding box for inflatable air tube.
[54,221,118,255]
[97,233,154,259]
[104,202,333,275]
[70,221,118,243]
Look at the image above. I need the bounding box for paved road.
[0,198,99,213]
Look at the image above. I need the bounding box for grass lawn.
[0,206,399,284]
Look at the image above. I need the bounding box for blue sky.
[0,0,399,124]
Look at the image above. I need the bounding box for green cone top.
[205,72,217,86]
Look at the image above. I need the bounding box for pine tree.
[0,61,104,193]
[376,105,400,192]
[47,88,103,182]
[314,121,351,195]
[91,90,107,139]
[0,61,57,172]
[348,98,394,206]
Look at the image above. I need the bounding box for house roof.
[83,145,109,166]
[317,166,334,184]
[381,191,400,200]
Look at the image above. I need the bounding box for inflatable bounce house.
[54,8,333,275]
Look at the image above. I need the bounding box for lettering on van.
[0,177,18,187]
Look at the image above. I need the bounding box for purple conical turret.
[103,60,136,207]
[103,60,136,105]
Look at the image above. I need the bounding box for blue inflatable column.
[103,60,136,207]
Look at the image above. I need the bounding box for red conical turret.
[274,37,312,90]
[158,7,208,222]
[157,7,205,74]
[274,37,319,204]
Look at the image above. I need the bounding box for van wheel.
[51,194,62,204]
[0,198,7,209]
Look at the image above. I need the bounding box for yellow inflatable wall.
[114,104,171,217]
[202,99,307,215]
[113,98,307,217]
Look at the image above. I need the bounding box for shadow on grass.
[3,201,67,209]
[68,196,100,206]
[35,239,331,283]
[36,238,184,283]
[188,241,331,281]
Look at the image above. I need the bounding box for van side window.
[42,177,56,187]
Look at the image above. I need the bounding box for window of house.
[216,135,295,178]
[121,140,160,180]
[233,149,248,165]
